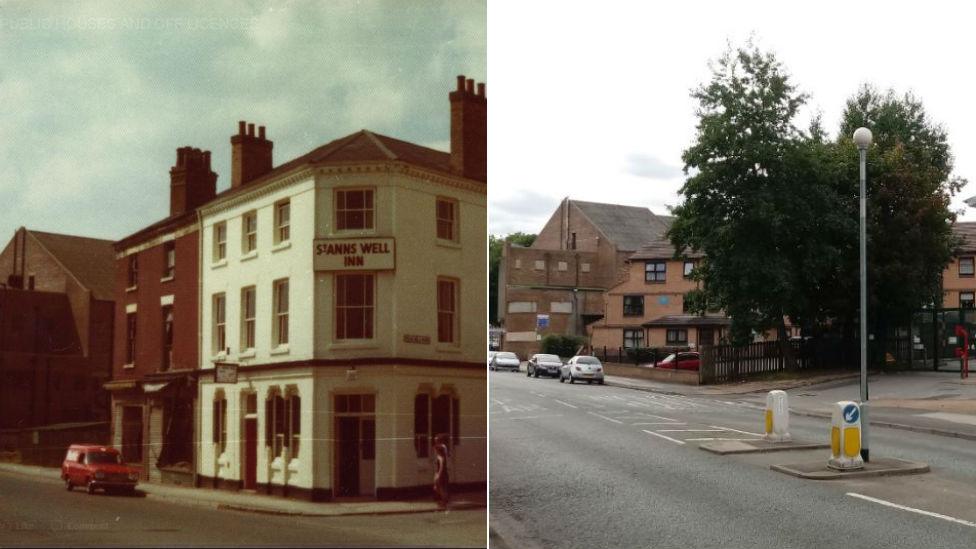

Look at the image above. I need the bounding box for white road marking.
[709,425,764,437]
[495,415,564,421]
[642,429,686,445]
[631,422,688,426]
[531,392,547,398]
[657,429,727,433]
[685,437,761,441]
[552,399,578,409]
[587,412,624,424]
[846,492,976,529]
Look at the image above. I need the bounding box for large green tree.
[489,232,536,325]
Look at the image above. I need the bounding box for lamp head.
[853,127,873,150]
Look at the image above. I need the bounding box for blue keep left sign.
[843,403,860,424]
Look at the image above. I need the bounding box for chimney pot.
[456,75,465,91]
[238,120,246,135]
[477,82,485,97]
[466,78,474,93]
[259,126,266,139]
[247,123,255,137]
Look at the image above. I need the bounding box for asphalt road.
[489,368,976,549]
[0,471,485,547]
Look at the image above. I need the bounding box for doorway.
[242,393,257,489]
[334,394,376,498]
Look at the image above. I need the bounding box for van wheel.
[87,480,96,495]
[65,479,73,491]
[526,367,531,377]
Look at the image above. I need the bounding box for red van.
[61,444,139,495]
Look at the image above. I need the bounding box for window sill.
[270,345,290,356]
[123,363,135,370]
[272,240,292,253]
[328,341,378,351]
[212,353,227,362]
[331,229,377,237]
[160,275,175,283]
[211,259,228,269]
[239,349,256,359]
[435,344,462,354]
[241,251,258,262]
[436,239,461,249]
[125,285,137,293]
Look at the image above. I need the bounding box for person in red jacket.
[433,433,450,509]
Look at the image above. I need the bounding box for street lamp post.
[854,126,873,462]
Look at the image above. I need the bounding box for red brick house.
[104,147,217,484]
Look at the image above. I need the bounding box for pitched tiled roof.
[953,221,976,253]
[629,233,704,261]
[571,200,672,252]
[642,314,730,328]
[29,230,116,301]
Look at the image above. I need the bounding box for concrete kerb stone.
[699,439,830,455]
[770,457,930,480]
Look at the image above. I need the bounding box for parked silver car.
[559,355,604,384]
[527,354,563,378]
[490,351,521,372]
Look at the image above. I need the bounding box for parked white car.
[487,351,497,368]
[490,352,521,372]
[559,355,604,384]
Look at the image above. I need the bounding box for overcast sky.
[0,0,485,241]
[488,1,976,236]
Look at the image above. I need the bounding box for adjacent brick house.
[104,147,216,483]
[0,228,115,430]
[498,199,672,357]
[943,222,976,308]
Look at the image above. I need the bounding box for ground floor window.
[666,329,688,345]
[212,391,227,454]
[414,390,460,458]
[623,328,644,349]
[265,388,301,458]
[962,291,975,309]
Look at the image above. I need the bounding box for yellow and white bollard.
[763,390,791,442]
[828,401,864,470]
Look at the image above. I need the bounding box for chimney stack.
[449,74,487,182]
[231,120,274,189]
[170,146,217,216]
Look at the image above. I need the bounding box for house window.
[514,259,522,269]
[624,328,644,349]
[213,293,226,354]
[557,261,568,271]
[127,254,138,288]
[414,391,461,458]
[275,200,290,244]
[961,257,975,277]
[212,392,227,454]
[623,295,644,317]
[666,329,688,345]
[163,241,175,279]
[581,263,591,273]
[436,198,458,241]
[534,260,545,270]
[683,260,696,279]
[645,261,666,283]
[241,286,256,350]
[242,211,257,253]
[336,273,374,340]
[437,278,459,344]
[288,391,301,458]
[161,306,173,371]
[962,292,975,309]
[125,313,137,364]
[272,279,289,347]
[571,232,577,250]
[213,222,227,261]
[336,188,374,231]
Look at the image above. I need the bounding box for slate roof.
[629,233,704,261]
[28,230,116,301]
[953,221,976,253]
[571,200,672,252]
[642,314,730,328]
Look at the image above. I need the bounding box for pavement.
[0,461,485,517]
[490,369,976,549]
[604,369,976,440]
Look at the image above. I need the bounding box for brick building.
[104,147,217,484]
[0,228,115,430]
[498,198,672,357]
[942,222,976,308]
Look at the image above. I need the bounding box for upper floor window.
[335,189,374,231]
[241,286,256,350]
[161,306,173,371]
[125,313,137,364]
[275,200,291,244]
[242,211,258,254]
[683,260,696,279]
[273,279,289,347]
[213,222,227,262]
[336,273,374,340]
[437,278,459,344]
[645,261,666,283]
[436,198,458,241]
[623,295,644,317]
[213,293,226,354]
[960,257,975,277]
[163,241,175,279]
[127,255,138,288]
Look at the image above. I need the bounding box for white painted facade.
[196,163,486,499]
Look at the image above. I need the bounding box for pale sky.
[488,0,976,236]
[0,0,485,241]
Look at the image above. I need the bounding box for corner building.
[197,76,487,500]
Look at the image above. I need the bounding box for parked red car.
[657,352,701,371]
[61,444,139,495]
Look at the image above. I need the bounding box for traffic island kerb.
[770,457,929,480]
[699,439,830,455]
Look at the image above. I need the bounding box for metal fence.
[699,338,859,384]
